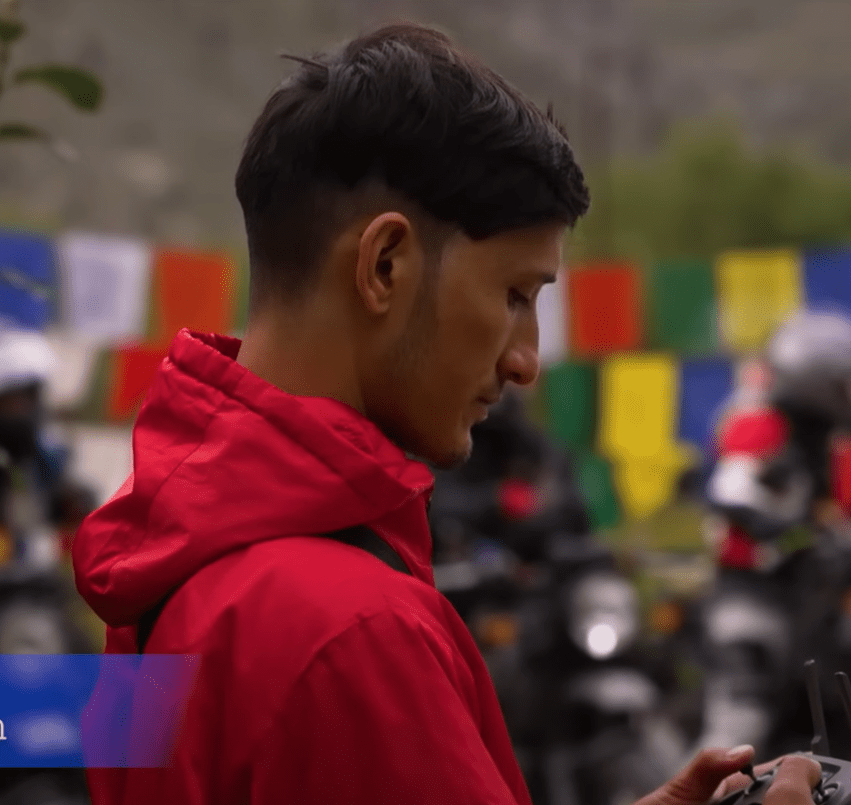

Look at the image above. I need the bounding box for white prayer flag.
[536,269,569,367]
[66,425,134,507]
[57,231,153,342]
[42,328,101,409]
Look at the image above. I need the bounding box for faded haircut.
[235,21,590,308]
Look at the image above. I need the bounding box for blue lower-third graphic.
[0,654,200,768]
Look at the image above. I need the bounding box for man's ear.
[354,212,420,316]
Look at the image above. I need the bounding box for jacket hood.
[72,329,435,627]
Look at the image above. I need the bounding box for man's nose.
[498,333,541,388]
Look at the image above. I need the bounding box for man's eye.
[508,289,532,309]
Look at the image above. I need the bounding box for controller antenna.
[806,659,831,756]
[835,672,851,756]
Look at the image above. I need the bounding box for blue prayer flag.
[803,248,851,315]
[0,230,56,329]
[678,360,735,452]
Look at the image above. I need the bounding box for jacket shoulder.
[131,537,528,805]
[149,533,446,665]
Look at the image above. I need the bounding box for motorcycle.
[696,520,851,761]
[506,534,683,805]
[0,454,94,804]
[694,399,851,761]
[430,442,680,805]
[0,771,89,805]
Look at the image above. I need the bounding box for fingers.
[763,756,822,805]
[713,771,756,801]
[714,759,785,801]
[712,756,816,803]
[637,746,756,805]
[754,759,785,778]
[635,747,818,805]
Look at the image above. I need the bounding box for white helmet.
[766,309,851,426]
[0,327,56,395]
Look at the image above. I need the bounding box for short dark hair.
[235,21,590,307]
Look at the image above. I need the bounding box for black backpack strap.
[324,524,413,577]
[136,597,168,654]
[137,525,410,653]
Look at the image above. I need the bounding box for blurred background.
[1,1,851,803]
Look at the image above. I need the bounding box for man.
[72,21,821,805]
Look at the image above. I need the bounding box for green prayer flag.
[647,260,718,354]
[70,350,112,422]
[575,452,621,530]
[543,362,596,452]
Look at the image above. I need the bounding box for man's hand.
[634,746,822,805]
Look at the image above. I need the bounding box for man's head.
[235,22,589,468]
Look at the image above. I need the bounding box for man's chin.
[390,425,472,471]
[423,435,473,471]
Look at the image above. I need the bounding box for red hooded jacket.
[72,329,532,805]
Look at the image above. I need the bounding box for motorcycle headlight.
[0,602,67,654]
[564,572,639,659]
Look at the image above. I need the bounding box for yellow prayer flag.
[716,249,802,353]
[612,460,685,520]
[597,354,687,461]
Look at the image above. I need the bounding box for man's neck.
[236,311,364,414]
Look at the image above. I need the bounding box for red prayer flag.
[106,346,168,422]
[568,264,643,356]
[149,247,237,348]
[832,435,851,517]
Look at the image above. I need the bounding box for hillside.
[0,0,848,248]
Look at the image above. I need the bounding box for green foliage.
[0,19,24,43]
[0,120,44,140]
[15,64,103,111]
[0,2,104,154]
[571,120,851,265]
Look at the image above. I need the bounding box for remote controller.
[717,661,851,805]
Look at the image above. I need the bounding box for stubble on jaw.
[381,262,472,470]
